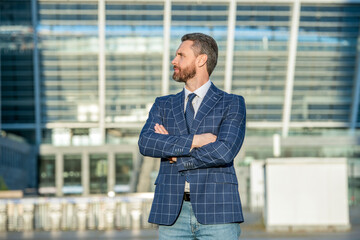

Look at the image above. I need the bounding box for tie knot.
[188,93,196,103]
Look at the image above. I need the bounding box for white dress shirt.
[183,80,212,192]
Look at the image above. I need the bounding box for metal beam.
[0,51,2,132]
[248,121,349,129]
[98,0,106,144]
[299,0,360,3]
[237,0,360,3]
[1,124,36,129]
[162,0,171,96]
[37,0,360,4]
[282,0,300,137]
[32,0,41,146]
[55,153,64,197]
[82,151,89,196]
[131,151,142,192]
[108,151,115,193]
[350,31,360,132]
[224,0,237,93]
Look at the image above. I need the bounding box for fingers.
[159,124,169,134]
[154,124,161,133]
[192,133,217,148]
[154,123,169,135]
[169,157,177,164]
[203,133,217,143]
[207,133,217,143]
[154,123,166,134]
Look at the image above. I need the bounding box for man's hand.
[154,124,176,163]
[154,123,217,160]
[192,133,217,149]
[154,123,168,135]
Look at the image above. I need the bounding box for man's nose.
[171,56,177,65]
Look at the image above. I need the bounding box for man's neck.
[185,77,209,92]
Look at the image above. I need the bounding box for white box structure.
[264,158,350,232]
[250,160,265,211]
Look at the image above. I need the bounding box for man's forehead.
[176,40,195,53]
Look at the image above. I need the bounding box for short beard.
[172,65,196,83]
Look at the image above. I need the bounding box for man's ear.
[197,54,207,67]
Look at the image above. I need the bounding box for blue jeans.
[159,201,241,240]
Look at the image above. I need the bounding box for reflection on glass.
[63,154,82,195]
[39,155,55,195]
[90,154,107,194]
[293,4,360,122]
[115,153,133,193]
[1,0,35,127]
[232,4,290,122]
[38,1,99,123]
[105,3,163,123]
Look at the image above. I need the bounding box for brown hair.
[181,33,218,76]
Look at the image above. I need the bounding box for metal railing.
[0,193,155,232]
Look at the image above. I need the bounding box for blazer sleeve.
[138,97,194,158]
[176,95,246,171]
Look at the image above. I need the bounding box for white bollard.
[0,203,7,232]
[104,200,116,230]
[23,203,34,231]
[49,203,62,231]
[76,203,88,231]
[131,201,142,232]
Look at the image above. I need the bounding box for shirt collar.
[184,80,212,100]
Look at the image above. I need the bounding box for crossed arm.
[138,95,246,171]
[154,123,217,163]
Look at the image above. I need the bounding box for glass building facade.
[1,0,360,200]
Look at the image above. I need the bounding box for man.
[138,33,246,239]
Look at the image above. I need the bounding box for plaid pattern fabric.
[138,83,246,225]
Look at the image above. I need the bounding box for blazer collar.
[190,83,222,134]
[172,83,223,135]
[172,90,188,135]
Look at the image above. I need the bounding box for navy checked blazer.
[138,83,246,225]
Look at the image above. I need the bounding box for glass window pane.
[115,153,133,193]
[293,4,360,122]
[63,154,82,195]
[89,154,107,194]
[105,2,164,123]
[232,4,291,122]
[39,155,55,195]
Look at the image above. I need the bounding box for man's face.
[171,40,197,83]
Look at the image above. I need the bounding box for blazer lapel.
[190,83,222,134]
[172,90,189,135]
